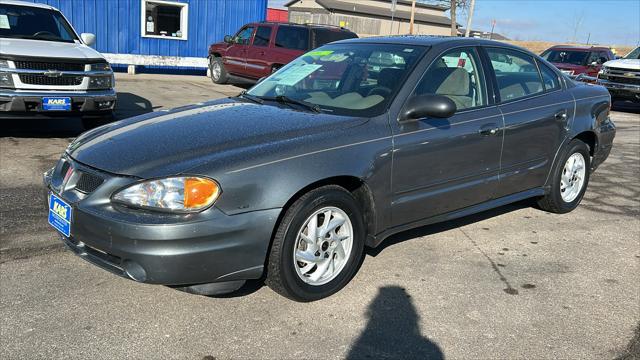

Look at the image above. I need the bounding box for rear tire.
[266,185,365,302]
[537,139,591,213]
[210,57,228,84]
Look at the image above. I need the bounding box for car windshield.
[247,43,427,116]
[541,50,589,65]
[624,47,640,59]
[0,4,78,43]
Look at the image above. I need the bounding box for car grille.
[75,172,104,194]
[19,74,83,86]
[13,61,85,72]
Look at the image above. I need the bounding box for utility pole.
[390,0,397,35]
[464,0,476,37]
[450,0,457,36]
[489,19,496,40]
[409,0,416,34]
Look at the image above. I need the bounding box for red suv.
[208,22,357,84]
[540,46,615,77]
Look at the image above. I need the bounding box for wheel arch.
[271,175,377,250]
[573,130,598,156]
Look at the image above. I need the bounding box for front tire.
[537,139,591,213]
[266,185,365,302]
[210,57,228,84]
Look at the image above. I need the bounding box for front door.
[224,26,254,75]
[245,25,273,79]
[391,47,504,226]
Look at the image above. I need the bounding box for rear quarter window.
[537,60,561,91]
[275,26,309,51]
[312,29,357,47]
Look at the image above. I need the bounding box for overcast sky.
[268,0,640,47]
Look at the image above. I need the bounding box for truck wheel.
[266,185,365,302]
[81,112,114,130]
[210,57,228,84]
[537,139,591,214]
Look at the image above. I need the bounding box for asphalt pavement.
[1,73,638,359]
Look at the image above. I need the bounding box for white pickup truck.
[0,0,116,129]
[597,47,640,103]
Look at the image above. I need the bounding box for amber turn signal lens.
[184,178,220,210]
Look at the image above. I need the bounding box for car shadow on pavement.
[367,199,533,257]
[346,286,444,360]
[0,92,155,138]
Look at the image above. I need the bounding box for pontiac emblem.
[44,70,63,78]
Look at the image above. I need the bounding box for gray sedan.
[44,37,615,301]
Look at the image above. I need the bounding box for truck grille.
[19,74,83,86]
[14,61,85,72]
[75,172,104,194]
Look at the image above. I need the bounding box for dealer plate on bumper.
[42,97,71,111]
[48,193,72,237]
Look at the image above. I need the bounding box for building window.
[141,0,188,40]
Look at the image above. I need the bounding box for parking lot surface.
[1,74,639,359]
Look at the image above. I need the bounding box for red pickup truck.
[540,45,615,77]
[208,22,357,84]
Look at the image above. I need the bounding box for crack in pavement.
[459,228,519,295]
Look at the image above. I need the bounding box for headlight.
[88,75,113,89]
[0,60,14,89]
[599,66,609,75]
[112,177,221,212]
[89,63,112,71]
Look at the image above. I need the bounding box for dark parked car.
[541,45,615,77]
[207,21,357,84]
[45,37,615,302]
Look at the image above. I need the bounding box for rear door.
[245,25,274,79]
[484,47,573,198]
[270,25,309,66]
[224,26,254,75]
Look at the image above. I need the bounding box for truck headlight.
[112,177,221,213]
[0,60,14,89]
[89,63,112,71]
[599,66,609,75]
[88,75,113,89]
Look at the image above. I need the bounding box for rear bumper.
[592,117,616,172]
[0,88,116,116]
[43,168,280,286]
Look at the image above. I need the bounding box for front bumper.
[0,88,116,115]
[596,78,640,101]
[43,161,280,286]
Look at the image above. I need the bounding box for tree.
[425,0,470,36]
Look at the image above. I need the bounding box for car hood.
[68,98,365,178]
[0,38,104,60]
[603,58,640,70]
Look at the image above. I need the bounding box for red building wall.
[267,8,288,22]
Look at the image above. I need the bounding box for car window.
[247,43,427,116]
[587,52,600,64]
[312,28,357,48]
[487,48,544,102]
[234,26,254,45]
[253,26,271,47]
[275,26,309,51]
[599,51,610,63]
[0,4,77,42]
[541,50,589,65]
[414,47,486,110]
[538,61,561,91]
[625,47,640,59]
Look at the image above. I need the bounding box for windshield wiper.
[270,95,321,113]
[238,91,264,105]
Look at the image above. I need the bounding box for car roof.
[332,35,526,50]
[0,0,57,10]
[248,21,355,32]
[548,45,610,51]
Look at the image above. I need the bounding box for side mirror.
[223,35,232,43]
[400,95,457,121]
[590,61,598,67]
[80,33,96,46]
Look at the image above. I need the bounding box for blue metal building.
[25,0,267,72]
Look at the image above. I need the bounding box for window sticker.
[307,50,334,57]
[272,64,322,86]
[0,15,10,29]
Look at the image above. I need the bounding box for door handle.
[555,110,568,121]
[259,51,265,56]
[479,123,501,136]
